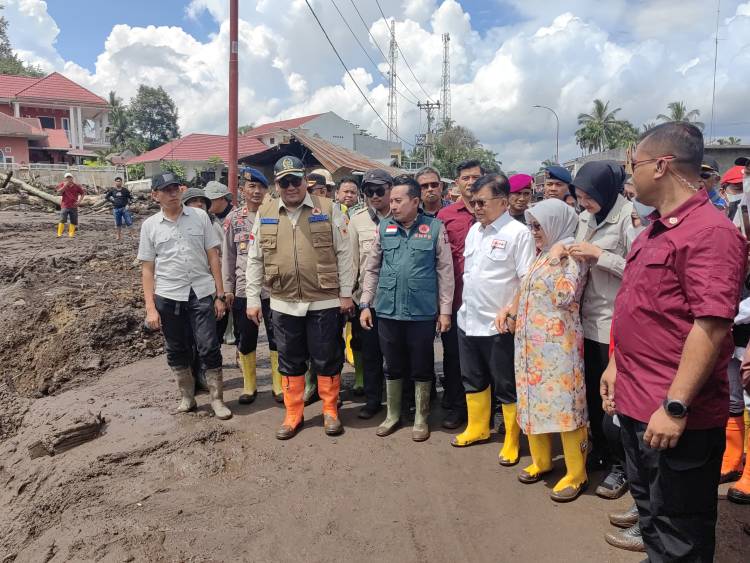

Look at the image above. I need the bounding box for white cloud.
[5,0,750,173]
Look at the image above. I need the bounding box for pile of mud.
[0,212,162,432]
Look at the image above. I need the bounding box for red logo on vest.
[418,224,430,234]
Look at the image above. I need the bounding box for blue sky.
[46,1,216,70]
[46,0,517,72]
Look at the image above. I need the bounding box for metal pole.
[533,105,559,163]
[228,0,239,205]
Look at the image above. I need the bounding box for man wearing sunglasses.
[349,168,394,419]
[416,165,449,218]
[360,175,454,442]
[245,156,355,440]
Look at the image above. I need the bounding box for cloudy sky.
[5,0,750,172]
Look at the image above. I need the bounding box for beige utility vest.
[258,195,339,301]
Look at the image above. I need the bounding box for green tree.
[431,123,500,178]
[575,99,622,153]
[715,136,742,145]
[160,159,186,183]
[0,7,44,77]
[107,91,131,151]
[129,85,180,150]
[607,120,639,150]
[657,101,704,130]
[641,121,657,133]
[238,123,256,135]
[126,163,145,180]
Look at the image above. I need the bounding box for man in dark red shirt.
[56,172,86,238]
[436,159,480,428]
[602,122,746,562]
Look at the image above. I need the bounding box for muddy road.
[0,211,747,562]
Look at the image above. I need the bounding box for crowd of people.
[127,121,750,562]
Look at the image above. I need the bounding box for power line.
[709,0,721,143]
[329,0,418,106]
[304,0,413,147]
[374,0,435,103]
[348,0,423,103]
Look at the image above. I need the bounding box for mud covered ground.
[0,210,747,562]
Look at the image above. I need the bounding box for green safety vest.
[375,213,440,321]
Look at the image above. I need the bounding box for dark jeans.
[584,338,610,455]
[378,318,434,383]
[603,414,626,470]
[351,309,384,406]
[458,329,516,403]
[232,297,276,354]
[155,290,222,370]
[441,312,465,412]
[272,307,343,376]
[620,415,724,562]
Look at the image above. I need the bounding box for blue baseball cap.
[545,165,572,185]
[239,166,269,188]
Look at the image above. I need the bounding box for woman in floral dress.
[497,198,589,502]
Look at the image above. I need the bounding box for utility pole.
[387,20,398,144]
[228,0,239,204]
[417,101,441,166]
[441,33,451,128]
[532,105,559,164]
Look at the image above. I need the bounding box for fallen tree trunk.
[0,173,60,208]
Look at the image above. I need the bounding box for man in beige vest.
[246,156,354,439]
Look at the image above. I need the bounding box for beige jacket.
[349,206,387,304]
[575,194,634,343]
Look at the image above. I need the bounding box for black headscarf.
[571,160,625,224]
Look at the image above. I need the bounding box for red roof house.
[0,71,110,165]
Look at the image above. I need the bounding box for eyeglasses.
[420,181,441,190]
[528,221,542,232]
[631,155,675,171]
[472,196,503,209]
[364,185,387,197]
[278,176,304,189]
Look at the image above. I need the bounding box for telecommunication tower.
[387,20,398,143]
[441,33,451,127]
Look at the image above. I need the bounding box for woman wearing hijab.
[566,160,634,499]
[497,198,589,502]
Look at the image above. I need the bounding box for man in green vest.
[245,156,355,439]
[359,175,454,442]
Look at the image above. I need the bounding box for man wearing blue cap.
[544,165,573,201]
[222,167,283,404]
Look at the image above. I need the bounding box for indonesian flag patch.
[385,224,398,236]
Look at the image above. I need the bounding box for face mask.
[633,199,655,226]
[744,176,750,194]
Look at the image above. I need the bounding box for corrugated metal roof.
[242,114,321,137]
[288,129,402,176]
[14,72,108,106]
[126,133,268,164]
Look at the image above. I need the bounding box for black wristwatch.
[663,398,689,418]
[215,294,227,303]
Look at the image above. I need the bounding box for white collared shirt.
[458,212,536,336]
[137,205,221,301]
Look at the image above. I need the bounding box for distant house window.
[61,117,70,130]
[269,137,275,145]
[39,116,55,129]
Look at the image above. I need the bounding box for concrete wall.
[353,134,400,161]
[0,136,30,163]
[704,146,750,174]
[306,112,356,150]
[19,107,70,130]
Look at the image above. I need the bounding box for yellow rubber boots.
[498,403,521,466]
[451,387,491,447]
[237,351,257,404]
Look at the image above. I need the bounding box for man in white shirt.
[137,172,231,420]
[451,174,535,468]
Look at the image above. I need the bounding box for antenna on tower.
[387,20,398,144]
[441,33,451,128]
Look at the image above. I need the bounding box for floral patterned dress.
[515,252,588,434]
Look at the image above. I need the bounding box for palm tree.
[576,99,622,153]
[728,136,742,145]
[641,122,657,133]
[107,90,130,150]
[656,101,704,130]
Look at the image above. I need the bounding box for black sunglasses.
[278,176,303,189]
[364,185,387,197]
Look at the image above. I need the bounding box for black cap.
[362,168,393,186]
[274,156,305,179]
[151,172,180,191]
[735,157,750,167]
[701,157,720,174]
[545,165,572,185]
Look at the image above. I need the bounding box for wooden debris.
[27,412,106,459]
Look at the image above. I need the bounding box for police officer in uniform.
[245,156,355,439]
[222,167,283,404]
[360,175,454,442]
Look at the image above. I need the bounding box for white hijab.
[525,199,579,251]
